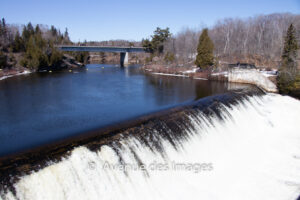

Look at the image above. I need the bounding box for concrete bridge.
[57,46,146,66]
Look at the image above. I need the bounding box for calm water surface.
[0,64,251,156]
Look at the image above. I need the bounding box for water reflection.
[143,74,251,105]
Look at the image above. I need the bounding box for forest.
[0,19,88,71]
[160,13,300,68]
[141,13,300,96]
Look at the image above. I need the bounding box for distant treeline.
[140,13,300,96]
[82,40,141,47]
[0,19,88,70]
[163,13,300,67]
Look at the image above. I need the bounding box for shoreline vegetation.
[0,18,88,80]
[140,13,300,98]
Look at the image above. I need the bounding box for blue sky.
[1,0,299,42]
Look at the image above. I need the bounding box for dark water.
[0,64,251,156]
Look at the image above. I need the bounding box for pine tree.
[13,31,24,52]
[1,18,7,38]
[63,28,70,44]
[142,27,171,54]
[0,18,8,48]
[277,24,299,93]
[151,27,171,54]
[22,23,35,46]
[0,51,7,69]
[23,35,39,69]
[142,39,153,53]
[26,23,34,35]
[35,25,41,35]
[195,29,214,69]
[49,41,62,67]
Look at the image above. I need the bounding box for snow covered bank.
[229,69,277,92]
[151,72,189,77]
[0,70,31,81]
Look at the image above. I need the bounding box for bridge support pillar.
[120,52,129,67]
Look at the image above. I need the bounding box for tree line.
[163,13,300,67]
[143,13,299,95]
[0,18,88,70]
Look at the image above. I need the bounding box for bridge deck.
[57,46,146,53]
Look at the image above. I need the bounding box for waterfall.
[1,93,300,200]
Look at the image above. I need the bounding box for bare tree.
[164,13,300,68]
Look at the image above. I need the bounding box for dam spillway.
[0,91,300,200]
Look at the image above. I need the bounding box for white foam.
[1,94,300,200]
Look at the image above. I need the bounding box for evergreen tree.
[0,18,8,48]
[13,31,24,52]
[63,28,70,44]
[22,23,35,46]
[0,51,7,69]
[1,18,7,38]
[23,35,40,69]
[50,25,58,38]
[26,23,34,35]
[142,27,171,54]
[142,39,153,53]
[195,29,214,69]
[277,24,299,93]
[22,34,49,70]
[151,27,171,54]
[35,25,41,35]
[49,41,63,67]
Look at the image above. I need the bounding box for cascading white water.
[1,93,300,200]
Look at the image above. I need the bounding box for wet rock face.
[228,69,278,92]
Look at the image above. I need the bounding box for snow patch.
[211,71,228,77]
[0,70,31,81]
[151,72,189,77]
[183,68,197,74]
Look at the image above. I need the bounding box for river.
[0,64,249,156]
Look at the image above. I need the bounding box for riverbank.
[0,68,31,80]
[0,54,84,80]
[143,64,211,80]
[143,64,278,92]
